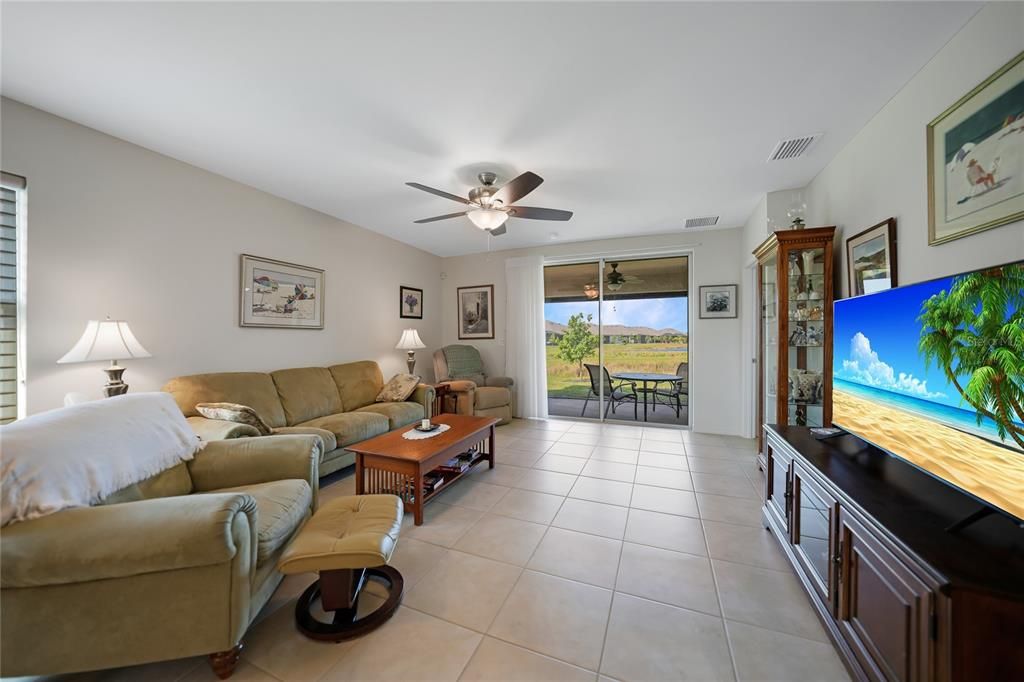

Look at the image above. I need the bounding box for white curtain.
[505,255,549,418]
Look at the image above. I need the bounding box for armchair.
[0,433,321,679]
[433,344,514,424]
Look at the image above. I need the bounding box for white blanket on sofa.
[1,392,203,526]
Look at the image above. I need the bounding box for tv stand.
[762,424,1024,682]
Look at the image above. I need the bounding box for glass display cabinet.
[754,226,835,463]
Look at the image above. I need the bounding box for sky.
[833,275,962,408]
[544,297,688,332]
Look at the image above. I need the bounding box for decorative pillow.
[376,374,421,403]
[195,402,273,436]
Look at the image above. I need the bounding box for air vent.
[767,133,823,161]
[684,216,719,229]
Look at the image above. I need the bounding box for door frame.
[544,246,695,429]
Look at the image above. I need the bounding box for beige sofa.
[0,433,320,679]
[164,361,435,476]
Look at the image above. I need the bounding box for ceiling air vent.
[767,133,823,161]
[684,216,719,229]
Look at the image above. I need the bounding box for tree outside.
[556,313,599,377]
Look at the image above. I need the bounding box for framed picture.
[846,217,898,296]
[400,285,423,319]
[699,284,737,319]
[927,51,1024,245]
[239,254,324,329]
[457,284,495,339]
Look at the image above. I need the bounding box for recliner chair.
[433,344,514,424]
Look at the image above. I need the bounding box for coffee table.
[347,413,499,525]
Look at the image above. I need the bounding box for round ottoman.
[277,494,404,641]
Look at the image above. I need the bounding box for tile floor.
[13,419,850,682]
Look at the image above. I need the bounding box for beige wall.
[2,99,443,413]
[803,2,1024,295]
[440,229,747,436]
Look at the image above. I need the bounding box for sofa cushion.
[195,402,273,435]
[299,411,389,448]
[443,345,484,378]
[329,361,384,411]
[163,372,287,428]
[100,462,194,505]
[272,426,338,453]
[210,479,312,565]
[355,402,424,429]
[271,367,343,426]
[475,386,512,411]
[376,374,420,403]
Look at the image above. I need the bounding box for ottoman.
[278,494,404,641]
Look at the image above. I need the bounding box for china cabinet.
[754,226,835,462]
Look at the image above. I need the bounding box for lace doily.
[401,423,451,440]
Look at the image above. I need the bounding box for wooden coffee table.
[347,413,499,525]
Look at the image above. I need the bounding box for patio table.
[611,372,684,422]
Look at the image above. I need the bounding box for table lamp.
[57,317,152,397]
[395,328,426,374]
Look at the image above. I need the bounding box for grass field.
[546,343,688,399]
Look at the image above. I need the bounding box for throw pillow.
[376,374,421,402]
[195,402,273,436]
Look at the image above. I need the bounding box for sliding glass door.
[543,255,689,426]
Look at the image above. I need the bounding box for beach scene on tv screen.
[833,262,1024,519]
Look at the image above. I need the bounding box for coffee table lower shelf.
[350,418,497,525]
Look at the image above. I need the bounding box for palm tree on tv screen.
[918,263,1024,449]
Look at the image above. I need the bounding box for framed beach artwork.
[846,217,897,296]
[400,285,423,319]
[927,51,1024,245]
[457,284,495,339]
[699,284,738,319]
[240,254,324,329]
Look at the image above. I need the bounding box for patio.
[548,396,689,426]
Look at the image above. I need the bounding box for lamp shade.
[57,319,152,364]
[395,328,426,350]
[467,208,508,231]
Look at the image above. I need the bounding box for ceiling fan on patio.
[406,171,573,236]
[604,262,644,292]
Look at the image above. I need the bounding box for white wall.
[440,230,747,436]
[804,2,1024,295]
[2,99,443,413]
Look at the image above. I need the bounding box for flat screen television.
[832,261,1024,522]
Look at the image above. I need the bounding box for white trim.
[543,243,701,266]
[740,260,759,439]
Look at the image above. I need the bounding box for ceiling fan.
[582,262,644,298]
[406,171,573,236]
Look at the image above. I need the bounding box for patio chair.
[653,361,688,419]
[581,364,638,420]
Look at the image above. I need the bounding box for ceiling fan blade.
[508,206,573,221]
[413,211,468,224]
[487,224,507,237]
[406,182,470,205]
[493,171,543,206]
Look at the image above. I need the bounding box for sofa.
[163,361,435,476]
[0,432,321,679]
[433,345,514,424]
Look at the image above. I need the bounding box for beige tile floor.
[12,419,850,682]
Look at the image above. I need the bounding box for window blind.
[0,173,24,424]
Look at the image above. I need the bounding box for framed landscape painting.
[240,254,324,329]
[400,285,423,319]
[927,51,1024,245]
[457,284,495,339]
[698,284,737,319]
[846,217,897,296]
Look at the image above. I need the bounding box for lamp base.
[103,362,129,398]
[406,351,416,375]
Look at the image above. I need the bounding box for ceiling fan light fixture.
[467,207,508,231]
[606,281,623,292]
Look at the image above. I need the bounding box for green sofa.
[163,361,436,477]
[0,433,321,679]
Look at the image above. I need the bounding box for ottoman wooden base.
[294,565,404,642]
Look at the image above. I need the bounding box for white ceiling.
[1,2,979,257]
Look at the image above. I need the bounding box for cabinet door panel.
[791,462,836,612]
[764,440,790,533]
[838,509,933,682]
